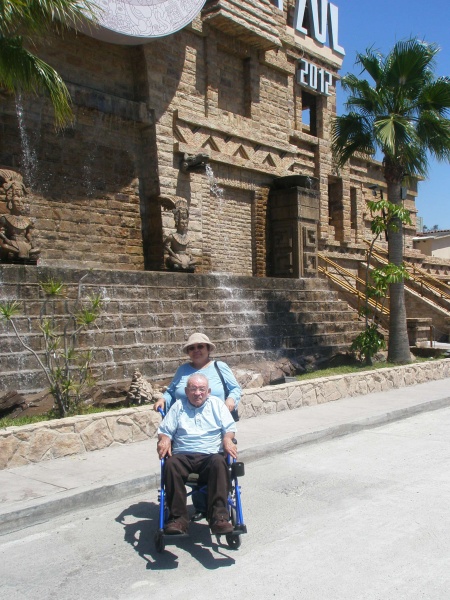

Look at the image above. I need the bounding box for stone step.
[0,303,357,337]
[0,267,334,286]
[0,285,347,316]
[0,294,354,314]
[0,330,360,393]
[0,265,364,394]
[0,270,347,300]
[0,313,361,354]
[1,324,363,375]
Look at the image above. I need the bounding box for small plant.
[351,323,386,365]
[354,198,412,365]
[39,278,67,297]
[0,274,105,418]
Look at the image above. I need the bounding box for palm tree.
[0,0,97,128]
[332,39,450,363]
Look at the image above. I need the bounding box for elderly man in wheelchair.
[155,373,246,551]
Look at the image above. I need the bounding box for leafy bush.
[0,274,105,417]
[351,323,386,365]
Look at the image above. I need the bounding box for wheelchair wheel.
[226,506,241,549]
[154,530,165,553]
[226,533,241,549]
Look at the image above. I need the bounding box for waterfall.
[205,164,233,273]
[206,164,224,200]
[15,96,38,192]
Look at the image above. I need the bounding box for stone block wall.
[1,359,449,470]
[0,1,422,276]
[0,265,365,393]
[0,406,161,469]
[404,291,450,342]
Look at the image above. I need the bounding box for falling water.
[213,273,259,355]
[204,166,258,353]
[16,96,38,191]
[205,164,224,200]
[205,164,233,272]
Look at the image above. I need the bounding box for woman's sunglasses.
[187,344,206,351]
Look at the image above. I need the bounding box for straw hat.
[182,333,216,354]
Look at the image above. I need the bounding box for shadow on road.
[116,501,236,570]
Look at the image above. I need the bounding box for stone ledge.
[1,359,449,470]
[0,407,161,470]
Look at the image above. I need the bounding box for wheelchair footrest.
[162,532,189,539]
[231,524,247,534]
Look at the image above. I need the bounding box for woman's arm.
[217,361,241,408]
[160,364,191,411]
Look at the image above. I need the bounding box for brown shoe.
[210,515,233,535]
[164,519,188,535]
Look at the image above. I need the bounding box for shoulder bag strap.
[214,360,229,398]
[214,361,239,422]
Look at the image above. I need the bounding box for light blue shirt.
[163,360,241,411]
[158,395,237,455]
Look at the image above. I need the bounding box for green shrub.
[0,274,105,418]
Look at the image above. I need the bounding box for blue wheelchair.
[154,439,247,553]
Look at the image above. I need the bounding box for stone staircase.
[0,266,364,393]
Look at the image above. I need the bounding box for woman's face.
[187,343,210,366]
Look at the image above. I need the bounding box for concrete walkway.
[1,377,450,536]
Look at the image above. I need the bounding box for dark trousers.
[164,453,229,525]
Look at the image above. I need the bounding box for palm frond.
[355,46,383,84]
[0,35,72,127]
[385,39,438,91]
[0,0,99,126]
[373,115,418,155]
[417,112,450,162]
[334,37,450,179]
[332,112,375,168]
[1,0,98,35]
[417,77,450,116]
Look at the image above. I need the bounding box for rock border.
[1,359,449,469]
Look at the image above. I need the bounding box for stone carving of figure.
[180,152,210,173]
[163,198,196,272]
[0,169,40,263]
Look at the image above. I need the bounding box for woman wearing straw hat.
[153,332,241,418]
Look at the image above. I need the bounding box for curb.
[240,395,450,462]
[1,394,450,536]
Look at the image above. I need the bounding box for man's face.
[185,378,210,408]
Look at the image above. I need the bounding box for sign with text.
[297,59,334,95]
[276,0,345,56]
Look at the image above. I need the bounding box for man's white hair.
[186,373,209,388]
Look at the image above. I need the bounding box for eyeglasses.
[187,344,205,351]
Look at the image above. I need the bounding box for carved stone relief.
[0,168,40,264]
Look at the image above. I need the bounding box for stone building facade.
[0,0,429,276]
[1,1,450,398]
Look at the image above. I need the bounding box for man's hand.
[223,433,238,459]
[157,434,172,459]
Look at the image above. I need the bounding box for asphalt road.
[2,406,450,600]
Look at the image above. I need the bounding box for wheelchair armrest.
[231,461,245,478]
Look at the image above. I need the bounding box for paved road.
[2,406,450,600]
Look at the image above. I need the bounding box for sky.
[335,0,450,230]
